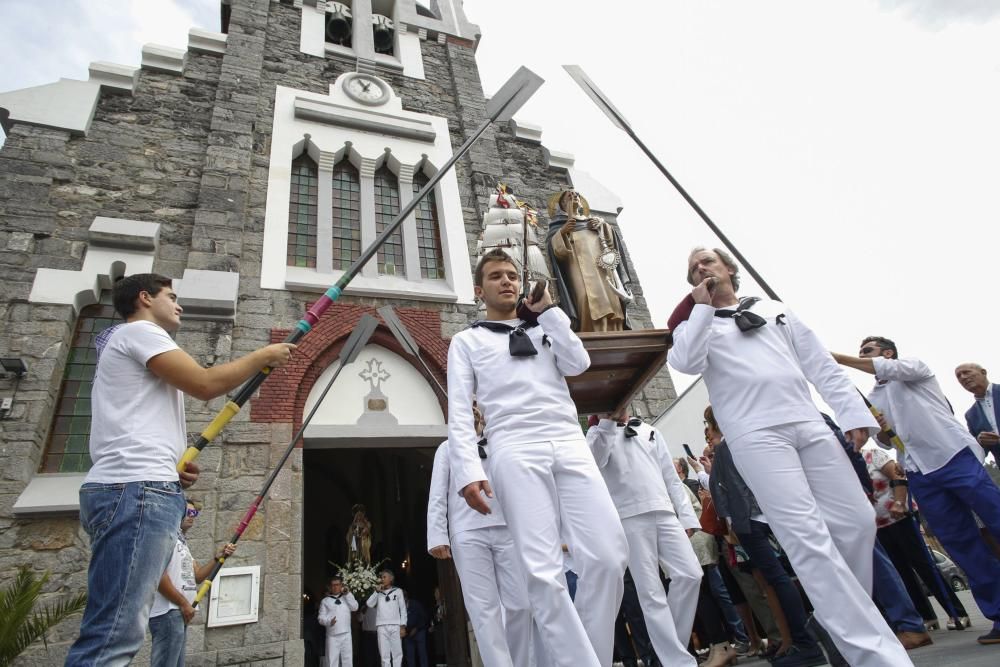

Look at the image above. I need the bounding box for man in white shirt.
[447,249,628,667]
[669,247,912,667]
[835,337,1000,645]
[148,498,237,667]
[66,273,295,666]
[366,569,407,667]
[318,575,359,667]
[427,425,536,667]
[586,414,703,667]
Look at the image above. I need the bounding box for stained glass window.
[374,166,404,275]
[412,172,445,279]
[287,153,318,268]
[40,303,122,473]
[332,160,362,271]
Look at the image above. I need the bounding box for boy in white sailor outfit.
[317,575,358,666]
[586,413,703,667]
[668,246,912,667]
[366,570,407,667]
[427,419,535,667]
[447,249,628,667]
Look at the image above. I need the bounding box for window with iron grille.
[287,153,319,268]
[374,165,404,275]
[40,303,122,473]
[412,171,445,279]
[332,160,362,270]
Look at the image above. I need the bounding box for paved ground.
[735,590,997,667]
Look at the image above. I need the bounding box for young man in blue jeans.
[148,499,237,666]
[66,273,293,666]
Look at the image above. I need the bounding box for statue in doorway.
[347,503,372,565]
[545,189,633,332]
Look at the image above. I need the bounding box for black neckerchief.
[477,436,488,460]
[382,587,397,602]
[471,319,550,356]
[330,594,343,605]
[715,297,766,332]
[620,417,643,438]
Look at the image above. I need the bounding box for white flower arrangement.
[328,558,386,601]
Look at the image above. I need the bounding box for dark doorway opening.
[303,446,469,666]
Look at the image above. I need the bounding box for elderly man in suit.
[956,363,1000,462]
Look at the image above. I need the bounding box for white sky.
[3,0,999,423]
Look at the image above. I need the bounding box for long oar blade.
[563,65,629,131]
[487,66,544,122]
[377,306,420,358]
[341,314,380,366]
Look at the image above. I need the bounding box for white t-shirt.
[150,536,196,618]
[86,320,186,483]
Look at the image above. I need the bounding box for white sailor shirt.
[427,441,505,552]
[366,587,407,627]
[587,419,700,529]
[669,300,877,442]
[447,306,590,494]
[317,592,358,636]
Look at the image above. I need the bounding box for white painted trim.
[140,44,187,75]
[543,146,576,170]
[88,62,138,94]
[12,474,86,516]
[0,78,100,136]
[509,118,542,143]
[261,83,475,305]
[188,27,228,55]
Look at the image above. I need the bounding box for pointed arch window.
[287,153,319,268]
[412,171,445,279]
[374,166,404,275]
[41,302,122,473]
[332,160,362,271]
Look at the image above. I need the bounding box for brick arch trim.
[251,303,449,433]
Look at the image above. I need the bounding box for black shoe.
[769,643,828,667]
[978,626,1000,645]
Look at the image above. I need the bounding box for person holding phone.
[668,247,912,667]
[447,248,627,667]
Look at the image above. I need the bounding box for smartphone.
[682,443,696,459]
[529,279,548,303]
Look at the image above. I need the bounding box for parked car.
[930,550,968,592]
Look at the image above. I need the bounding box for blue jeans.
[871,541,925,633]
[403,628,428,667]
[66,481,185,667]
[737,520,815,646]
[705,563,750,644]
[909,447,1000,623]
[149,609,187,667]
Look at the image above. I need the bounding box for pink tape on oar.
[237,499,263,534]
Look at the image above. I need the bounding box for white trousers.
[452,525,535,667]
[376,624,402,667]
[728,421,914,667]
[487,437,628,667]
[325,632,352,667]
[621,511,701,667]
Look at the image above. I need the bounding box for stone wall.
[0,1,675,664]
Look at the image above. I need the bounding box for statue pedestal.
[567,329,671,416]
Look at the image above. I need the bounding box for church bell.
[325,2,353,45]
[372,14,395,54]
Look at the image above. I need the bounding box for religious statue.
[346,503,372,565]
[545,189,633,332]
[476,183,551,311]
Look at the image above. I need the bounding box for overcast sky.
[3,0,1000,426]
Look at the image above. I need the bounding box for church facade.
[0,1,676,664]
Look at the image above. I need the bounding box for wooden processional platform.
[567,329,672,416]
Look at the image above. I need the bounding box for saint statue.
[346,503,372,565]
[545,189,633,332]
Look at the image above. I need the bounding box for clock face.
[344,74,389,106]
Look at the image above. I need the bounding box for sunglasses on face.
[860,346,879,355]
[186,508,200,518]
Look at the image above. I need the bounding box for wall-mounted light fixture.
[1,357,27,419]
